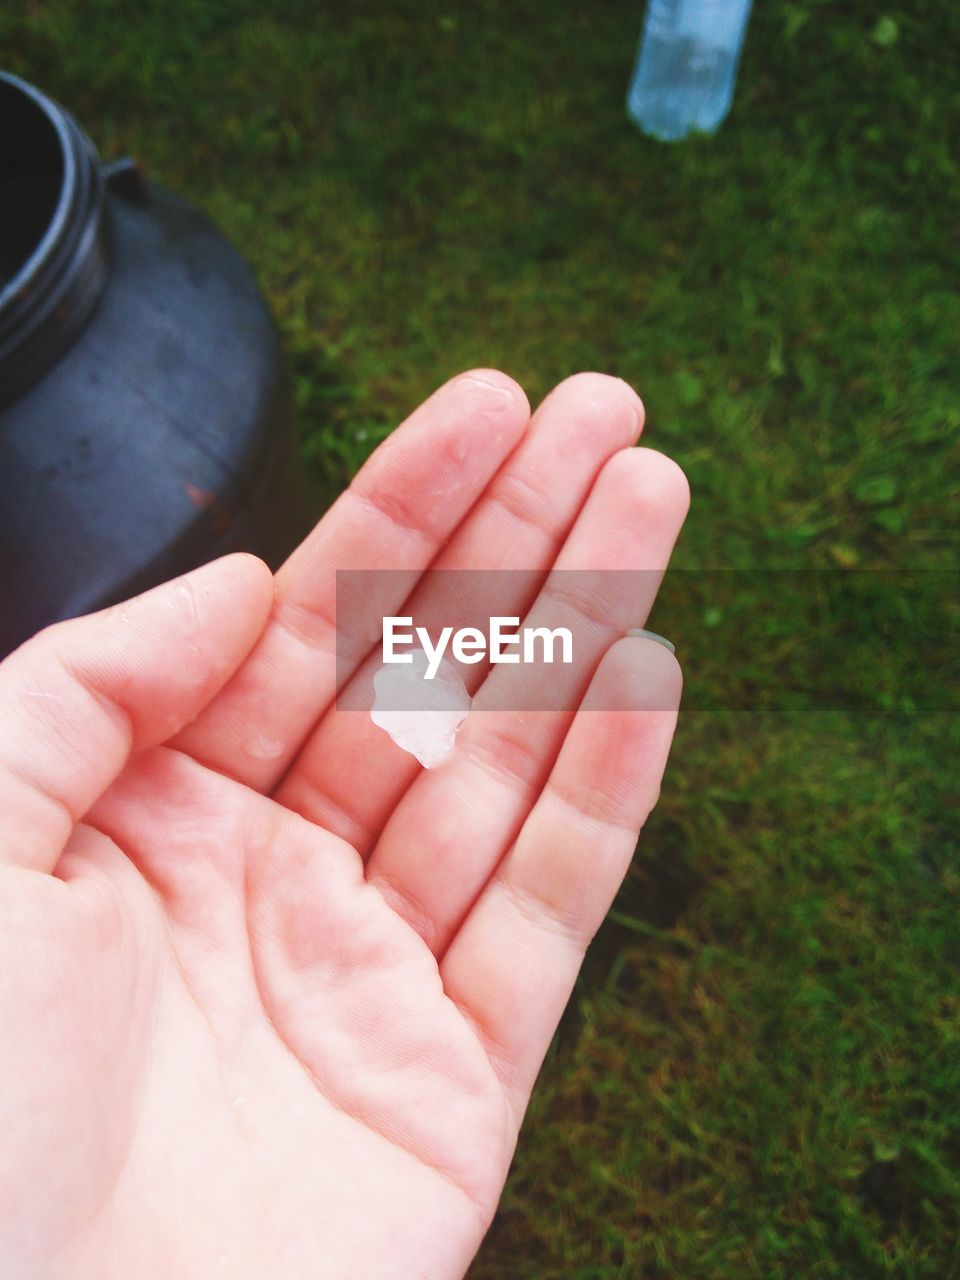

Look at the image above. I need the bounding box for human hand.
[0,371,688,1279]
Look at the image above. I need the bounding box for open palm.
[0,372,688,1280]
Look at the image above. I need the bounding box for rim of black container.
[0,70,107,408]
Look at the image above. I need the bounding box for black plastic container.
[0,71,315,657]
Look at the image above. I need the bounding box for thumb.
[0,554,274,874]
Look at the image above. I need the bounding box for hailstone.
[370,647,470,768]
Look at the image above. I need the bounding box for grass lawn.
[3,1,958,1274]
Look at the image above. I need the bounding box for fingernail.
[459,375,517,403]
[627,628,676,655]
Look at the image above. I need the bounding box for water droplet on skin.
[245,734,285,760]
[171,580,200,630]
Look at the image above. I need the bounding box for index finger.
[171,370,530,791]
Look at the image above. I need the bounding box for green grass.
[4,0,958,1274]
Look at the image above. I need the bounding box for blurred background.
[3,1,958,1275]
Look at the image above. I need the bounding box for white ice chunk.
[370,648,470,768]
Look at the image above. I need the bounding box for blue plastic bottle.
[626,0,753,141]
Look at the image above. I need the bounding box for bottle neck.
[0,73,108,411]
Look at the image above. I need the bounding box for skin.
[0,371,689,1280]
